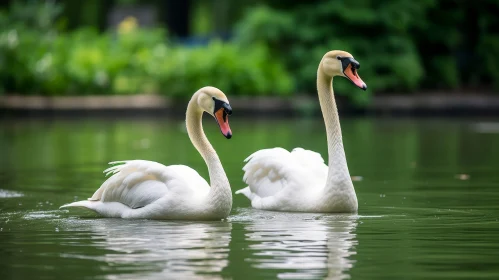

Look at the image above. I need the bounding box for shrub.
[234,0,499,104]
[0,3,293,97]
[234,3,430,105]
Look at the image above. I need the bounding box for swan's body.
[61,87,234,220]
[236,50,367,213]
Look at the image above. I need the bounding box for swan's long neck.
[185,95,232,215]
[317,68,357,210]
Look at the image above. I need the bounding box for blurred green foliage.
[1,0,499,105]
[235,2,426,104]
[0,1,293,97]
[235,0,499,104]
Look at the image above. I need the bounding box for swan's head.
[196,86,233,139]
[321,50,367,90]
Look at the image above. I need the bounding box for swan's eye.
[213,97,232,116]
[336,56,341,60]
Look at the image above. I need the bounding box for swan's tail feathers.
[59,200,95,210]
[60,201,129,218]
[103,161,129,176]
[235,187,254,200]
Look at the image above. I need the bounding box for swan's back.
[237,148,327,209]
[92,160,210,205]
[61,160,211,218]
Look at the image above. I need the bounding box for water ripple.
[231,209,358,279]
[58,218,232,279]
[0,189,23,198]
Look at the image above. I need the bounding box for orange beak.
[215,108,232,139]
[344,64,367,90]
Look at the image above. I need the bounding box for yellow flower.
[118,16,138,34]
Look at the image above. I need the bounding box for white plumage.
[60,87,234,220]
[236,148,330,211]
[61,160,213,219]
[236,50,366,213]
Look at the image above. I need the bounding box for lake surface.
[1,116,499,279]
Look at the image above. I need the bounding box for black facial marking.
[339,56,360,71]
[213,97,233,116]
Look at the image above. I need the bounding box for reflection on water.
[59,219,232,279]
[233,209,358,279]
[4,208,359,279]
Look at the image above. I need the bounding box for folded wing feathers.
[242,148,298,197]
[241,147,328,198]
[90,160,168,202]
[103,161,130,176]
[242,148,289,184]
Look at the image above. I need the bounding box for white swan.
[236,50,367,213]
[60,86,233,220]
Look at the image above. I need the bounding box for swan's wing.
[239,147,327,199]
[289,148,328,180]
[89,160,210,209]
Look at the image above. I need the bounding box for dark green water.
[1,116,499,279]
